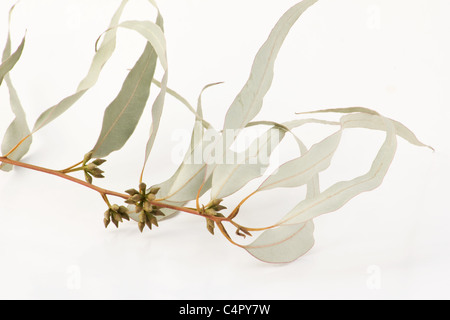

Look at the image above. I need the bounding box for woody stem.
[0,156,226,222]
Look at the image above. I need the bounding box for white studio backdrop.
[0,0,449,299]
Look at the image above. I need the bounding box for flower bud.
[139,183,147,193]
[146,193,156,202]
[92,159,107,166]
[143,201,152,213]
[125,188,139,196]
[149,187,160,195]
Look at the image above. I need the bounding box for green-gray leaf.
[299,106,433,150]
[244,221,315,263]
[32,0,129,133]
[243,120,320,263]
[91,41,158,158]
[281,113,398,226]
[0,36,24,87]
[211,118,338,200]
[0,76,32,172]
[1,6,31,171]
[223,0,318,134]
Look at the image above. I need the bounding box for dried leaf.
[297,106,433,150]
[211,126,286,199]
[0,76,32,172]
[244,221,315,264]
[129,83,219,219]
[32,0,129,134]
[152,79,213,130]
[151,83,223,203]
[211,118,339,199]
[223,0,318,135]
[257,129,342,191]
[243,119,320,263]
[108,18,170,177]
[280,113,399,226]
[0,36,24,86]
[1,6,31,171]
[91,41,158,158]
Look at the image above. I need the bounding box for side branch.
[0,156,128,199]
[0,156,226,222]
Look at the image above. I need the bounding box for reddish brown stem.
[0,156,225,222]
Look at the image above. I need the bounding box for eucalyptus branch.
[0,156,225,223]
[0,0,432,263]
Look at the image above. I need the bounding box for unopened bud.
[83,151,93,164]
[139,183,147,193]
[146,194,156,202]
[125,189,139,196]
[131,194,142,202]
[209,199,223,208]
[85,163,97,171]
[139,212,146,223]
[204,208,216,216]
[149,187,160,195]
[85,172,93,184]
[89,167,105,178]
[92,159,106,166]
[143,201,152,213]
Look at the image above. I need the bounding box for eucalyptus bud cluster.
[82,151,106,184]
[202,199,226,235]
[104,204,130,228]
[125,183,165,232]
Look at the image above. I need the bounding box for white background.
[0,0,449,300]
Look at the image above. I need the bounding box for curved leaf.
[211,126,286,199]
[281,113,398,226]
[136,83,221,219]
[154,84,222,203]
[91,41,158,158]
[298,106,434,150]
[244,221,315,264]
[32,0,129,133]
[117,20,167,70]
[152,79,212,130]
[223,0,318,133]
[0,36,24,86]
[1,5,31,171]
[110,19,170,177]
[0,76,32,172]
[243,119,320,263]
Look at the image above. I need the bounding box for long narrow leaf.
[109,19,169,179]
[0,77,32,172]
[298,106,434,150]
[91,41,158,158]
[1,6,31,172]
[243,114,389,263]
[129,83,218,220]
[154,84,221,203]
[152,79,212,130]
[281,113,398,226]
[245,221,315,264]
[257,130,342,191]
[32,0,129,133]
[0,36,25,86]
[244,120,320,263]
[223,0,318,133]
[211,127,286,199]
[212,117,340,200]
